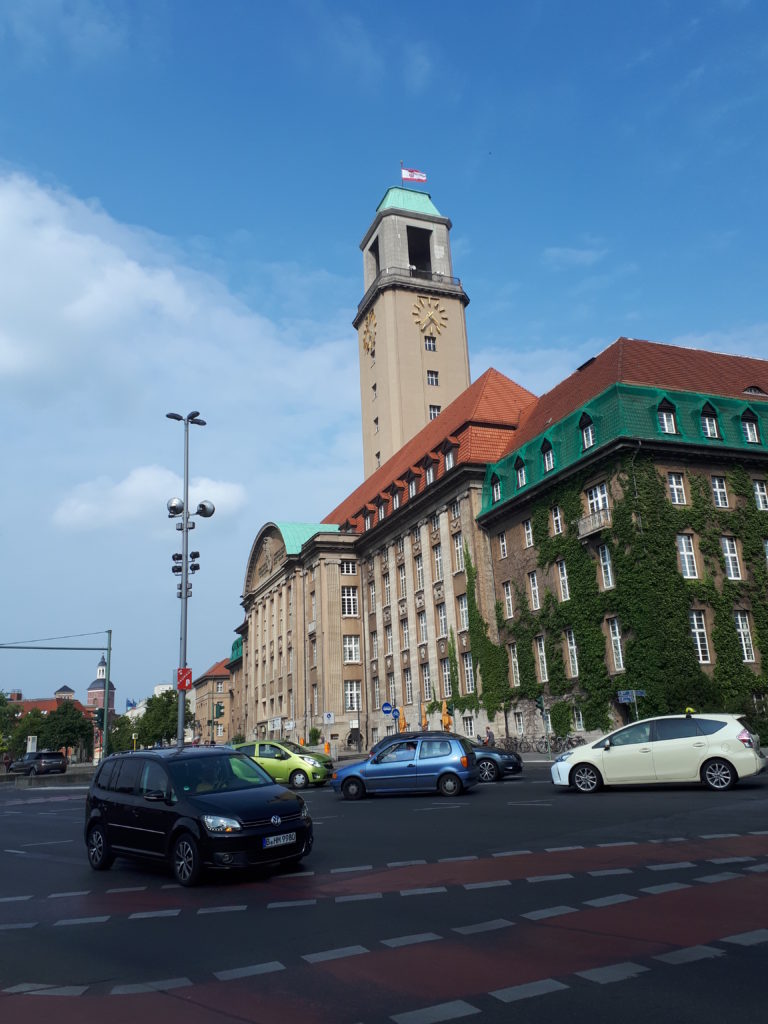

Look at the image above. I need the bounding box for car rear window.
[695,719,727,735]
[94,759,116,789]
[654,718,699,740]
[419,739,452,759]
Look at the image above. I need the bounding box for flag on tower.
[401,164,427,183]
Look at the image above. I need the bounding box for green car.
[233,739,332,789]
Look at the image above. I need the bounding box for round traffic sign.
[392,708,400,720]
[382,702,393,715]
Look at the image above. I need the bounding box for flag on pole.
[125,698,137,710]
[401,164,427,183]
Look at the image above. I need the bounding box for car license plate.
[263,832,296,849]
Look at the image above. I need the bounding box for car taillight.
[737,728,754,749]
[460,755,469,768]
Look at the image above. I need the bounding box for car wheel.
[477,758,499,783]
[172,833,202,886]
[701,758,736,791]
[87,824,114,871]
[438,772,462,797]
[341,777,365,801]
[571,763,602,793]
[290,769,309,790]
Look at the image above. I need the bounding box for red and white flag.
[401,166,427,183]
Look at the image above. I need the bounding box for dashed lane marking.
[197,905,247,914]
[268,899,317,909]
[722,929,768,946]
[111,977,191,995]
[576,962,650,984]
[695,872,744,884]
[527,873,574,883]
[390,999,481,1023]
[0,894,32,902]
[129,909,181,919]
[647,861,696,871]
[545,845,583,852]
[640,882,691,894]
[463,879,511,890]
[583,894,636,908]
[214,961,285,981]
[589,868,633,877]
[49,890,90,898]
[29,986,88,996]
[335,892,383,903]
[452,918,514,935]
[521,905,578,920]
[388,860,427,867]
[53,916,109,926]
[490,978,569,1003]
[439,855,478,863]
[331,865,373,873]
[381,932,441,948]
[106,886,147,893]
[492,849,532,857]
[0,922,37,930]
[654,945,724,964]
[302,944,368,963]
[400,886,448,896]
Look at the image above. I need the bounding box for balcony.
[357,267,463,317]
[577,506,612,539]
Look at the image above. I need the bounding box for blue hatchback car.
[331,734,480,799]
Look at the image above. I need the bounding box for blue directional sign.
[617,690,633,703]
[382,702,393,715]
[634,690,647,697]
[391,708,400,720]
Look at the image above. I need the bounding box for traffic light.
[535,694,545,714]
[94,708,105,731]
[214,702,224,719]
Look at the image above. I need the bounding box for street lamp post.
[166,411,215,746]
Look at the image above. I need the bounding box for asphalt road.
[1,763,767,1023]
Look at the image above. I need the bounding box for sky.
[1,0,766,709]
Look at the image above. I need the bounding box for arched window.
[741,409,761,445]
[701,402,720,440]
[657,399,677,435]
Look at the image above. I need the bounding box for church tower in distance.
[354,188,471,479]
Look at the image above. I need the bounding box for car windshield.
[279,741,304,754]
[167,753,274,795]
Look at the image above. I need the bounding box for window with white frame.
[676,534,698,578]
[387,673,396,704]
[215,680,224,693]
[542,445,554,473]
[415,553,424,590]
[444,448,455,471]
[401,619,410,649]
[523,519,533,547]
[734,611,755,662]
[369,580,376,606]
[377,503,385,521]
[557,560,570,601]
[441,658,452,697]
[668,472,686,505]
[345,680,362,712]
[436,603,447,637]
[409,477,418,499]
[528,570,540,610]
[492,476,501,502]
[587,481,609,513]
[599,544,614,589]
[565,628,579,677]
[398,564,407,597]
[392,490,400,510]
[742,414,760,444]
[431,512,440,531]
[454,532,465,571]
[397,536,405,555]
[404,667,413,704]
[552,505,563,534]
[385,623,393,654]
[340,560,357,575]
[425,464,435,485]
[311,639,317,665]
[458,593,469,631]
[343,635,360,663]
[312,684,318,715]
[427,370,439,387]
[383,574,391,605]
[689,610,710,663]
[657,403,677,433]
[450,498,460,519]
[364,513,371,530]
[462,652,475,693]
[341,586,359,616]
[721,536,742,580]
[711,476,729,508]
[311,592,316,619]
[462,715,475,738]
[516,461,527,488]
[373,676,380,709]
[503,581,514,618]
[429,403,441,419]
[424,335,436,351]
[498,531,507,558]
[582,421,596,449]
[418,610,428,643]
[508,642,520,686]
[754,480,768,510]
[370,630,378,659]
[422,662,432,700]
[701,412,719,438]
[608,617,624,671]
[535,635,548,682]
[514,710,524,735]
[574,708,584,731]
[433,543,443,581]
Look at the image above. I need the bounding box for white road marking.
[745,863,768,873]
[106,886,147,893]
[490,978,569,1002]
[111,978,191,994]
[29,986,88,996]
[647,861,695,871]
[197,905,247,914]
[0,895,33,902]
[336,892,383,903]
[49,890,90,898]
[493,849,532,857]
[3,983,50,993]
[576,962,649,984]
[391,999,481,1022]
[654,945,724,964]
[381,932,441,948]
[694,872,743,884]
[23,840,74,847]
[699,833,738,839]
[589,868,633,877]
[583,894,636,908]
[400,887,448,896]
[268,899,317,909]
[464,880,511,890]
[331,865,373,873]
[527,873,573,883]
[214,961,285,980]
[129,909,181,919]
[506,801,551,807]
[708,856,754,864]
[545,845,583,852]
[597,841,637,848]
[649,837,686,843]
[641,882,691,894]
[302,945,368,963]
[0,922,37,930]
[439,855,478,863]
[453,919,514,935]
[4,850,27,855]
[54,916,109,926]
[283,870,315,877]
[388,860,427,867]
[522,906,578,920]
[722,929,768,946]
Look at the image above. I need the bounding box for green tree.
[137,690,193,747]
[45,701,93,759]
[0,692,16,751]
[108,714,136,753]
[9,708,50,757]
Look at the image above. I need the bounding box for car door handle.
[639,747,652,753]
[692,742,706,747]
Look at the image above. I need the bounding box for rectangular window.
[689,610,710,664]
[383,574,391,605]
[427,370,439,386]
[422,663,432,701]
[398,564,407,598]
[508,642,520,686]
[370,631,378,659]
[344,680,362,712]
[404,667,413,704]
[535,635,548,683]
[574,709,584,731]
[392,490,400,510]
[433,543,443,581]
[702,415,719,438]
[454,532,465,571]
[341,586,359,616]
[721,536,742,580]
[754,480,768,510]
[441,658,452,698]
[424,335,436,351]
[408,477,418,498]
[387,673,396,704]
[312,684,318,715]
[608,617,624,671]
[418,609,428,643]
[557,560,570,601]
[425,464,435,485]
[450,499,460,519]
[587,482,609,513]
[565,628,579,677]
[503,581,514,618]
[462,715,475,738]
[373,677,380,709]
[668,472,686,505]
[397,536,405,554]
[711,476,729,508]
[311,639,317,666]
[551,505,563,534]
[492,479,501,502]
[458,593,469,631]
[437,603,447,637]
[364,513,371,530]
[543,448,554,472]
[523,519,533,547]
[377,503,385,521]
[369,580,376,606]
[528,570,540,610]
[676,534,698,578]
[385,624,393,655]
[401,619,410,650]
[444,448,455,471]
[658,409,676,433]
[498,531,507,558]
[340,559,356,575]
[343,635,360,663]
[517,464,527,488]
[599,544,614,589]
[734,611,755,662]
[462,652,475,693]
[743,419,759,444]
[514,710,524,735]
[414,553,424,590]
[431,512,440,531]
[582,422,596,449]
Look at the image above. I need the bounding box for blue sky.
[0,0,766,707]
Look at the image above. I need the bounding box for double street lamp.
[166,411,215,746]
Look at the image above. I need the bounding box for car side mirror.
[144,789,167,802]
[603,739,611,750]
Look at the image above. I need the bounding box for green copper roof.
[275,522,339,555]
[377,187,442,218]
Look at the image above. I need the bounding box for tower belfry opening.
[406,225,432,274]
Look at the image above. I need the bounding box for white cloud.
[0,0,127,64]
[541,246,609,269]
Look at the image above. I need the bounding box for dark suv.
[9,750,67,776]
[84,746,313,886]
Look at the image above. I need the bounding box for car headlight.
[301,756,322,768]
[554,752,573,764]
[300,801,310,820]
[203,814,241,833]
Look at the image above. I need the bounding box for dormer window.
[491,475,501,503]
[657,399,677,434]
[444,449,455,471]
[377,503,386,522]
[392,489,401,510]
[701,403,719,439]
[364,513,371,531]
[425,464,435,485]
[515,457,527,488]
[742,410,760,444]
[579,413,595,450]
[408,477,418,499]
[541,441,554,473]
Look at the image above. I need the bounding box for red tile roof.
[9,697,92,717]
[503,336,768,456]
[194,659,231,685]
[324,368,537,528]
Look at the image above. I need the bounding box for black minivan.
[85,746,313,886]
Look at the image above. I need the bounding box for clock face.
[412,295,448,335]
[362,309,376,353]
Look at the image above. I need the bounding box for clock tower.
[354,188,471,479]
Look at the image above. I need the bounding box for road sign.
[382,702,393,715]
[392,708,400,720]
[634,690,647,697]
[323,711,335,725]
[177,667,192,691]
[617,690,633,703]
